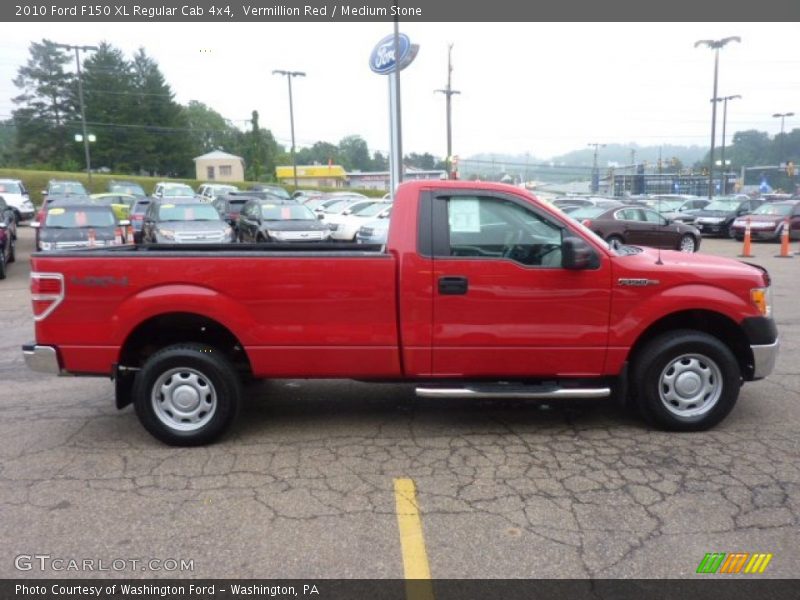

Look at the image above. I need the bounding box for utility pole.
[772,112,795,164]
[435,44,461,179]
[56,43,98,185]
[695,36,741,199]
[588,143,606,193]
[713,94,741,194]
[273,69,306,189]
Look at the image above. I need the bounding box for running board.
[415,384,611,400]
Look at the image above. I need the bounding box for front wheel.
[678,233,697,253]
[133,344,242,446]
[632,330,740,431]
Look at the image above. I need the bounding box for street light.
[272,69,306,189]
[435,44,460,179]
[588,143,606,193]
[55,43,98,184]
[695,36,741,199]
[712,94,741,194]
[772,112,794,164]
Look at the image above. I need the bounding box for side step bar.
[415,384,611,400]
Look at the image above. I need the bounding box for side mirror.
[317,213,324,220]
[562,237,599,270]
[343,209,352,215]
[0,222,6,229]
[41,190,48,196]
[119,219,130,226]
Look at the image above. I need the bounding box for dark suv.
[692,197,764,237]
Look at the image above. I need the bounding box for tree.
[404,152,436,170]
[184,100,239,159]
[12,39,75,168]
[371,150,388,171]
[338,135,371,171]
[296,141,339,166]
[80,42,136,172]
[237,110,282,181]
[129,48,191,176]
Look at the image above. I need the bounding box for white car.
[152,182,197,201]
[197,183,238,203]
[0,179,35,222]
[324,201,391,241]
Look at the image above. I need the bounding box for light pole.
[435,44,460,179]
[272,69,306,189]
[695,36,741,199]
[588,143,606,193]
[772,112,794,164]
[712,94,741,194]
[56,43,98,185]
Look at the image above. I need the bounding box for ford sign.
[369,33,417,75]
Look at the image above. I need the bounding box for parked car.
[0,197,16,278]
[33,204,128,251]
[552,196,622,213]
[325,201,392,241]
[90,193,137,221]
[356,208,392,244]
[44,180,88,198]
[128,198,153,243]
[142,202,233,244]
[0,178,35,222]
[731,200,800,241]
[693,197,764,237]
[292,190,325,203]
[304,196,344,212]
[237,199,331,243]
[152,182,197,201]
[211,194,256,239]
[571,205,701,252]
[660,198,712,224]
[108,181,146,199]
[318,197,378,221]
[198,183,239,203]
[248,184,292,201]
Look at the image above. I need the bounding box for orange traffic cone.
[738,217,754,258]
[776,217,793,258]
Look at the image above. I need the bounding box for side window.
[616,208,641,221]
[444,196,562,267]
[642,210,663,224]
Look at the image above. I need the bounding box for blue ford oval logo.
[369,33,412,75]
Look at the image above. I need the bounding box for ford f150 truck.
[23,181,779,445]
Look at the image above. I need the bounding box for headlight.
[223,226,232,238]
[157,228,175,240]
[39,241,53,250]
[266,230,284,240]
[751,287,773,317]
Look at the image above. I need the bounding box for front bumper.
[751,340,779,379]
[22,344,62,374]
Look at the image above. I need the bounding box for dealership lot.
[1,227,798,579]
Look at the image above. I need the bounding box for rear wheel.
[133,344,242,446]
[632,330,740,431]
[678,234,696,253]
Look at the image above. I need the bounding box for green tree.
[12,39,75,168]
[184,100,240,158]
[338,135,371,171]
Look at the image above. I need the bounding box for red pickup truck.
[24,181,779,445]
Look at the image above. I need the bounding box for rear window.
[45,207,116,228]
[49,182,87,195]
[752,203,794,216]
[132,201,151,214]
[162,185,195,197]
[110,183,145,196]
[158,204,220,221]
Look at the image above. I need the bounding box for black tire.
[735,234,744,242]
[7,237,15,263]
[631,329,740,431]
[725,223,736,239]
[606,234,624,248]
[0,249,6,280]
[133,343,242,446]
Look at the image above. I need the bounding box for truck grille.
[174,231,226,243]
[277,231,326,241]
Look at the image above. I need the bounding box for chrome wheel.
[679,234,696,253]
[658,353,722,418]
[151,367,217,432]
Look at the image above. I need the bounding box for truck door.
[428,190,612,378]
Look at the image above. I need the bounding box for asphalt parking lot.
[1,227,798,579]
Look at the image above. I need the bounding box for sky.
[0,22,797,161]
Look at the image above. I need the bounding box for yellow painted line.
[394,478,434,600]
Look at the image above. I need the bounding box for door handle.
[438,276,468,295]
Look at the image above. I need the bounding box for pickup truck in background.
[23,181,779,445]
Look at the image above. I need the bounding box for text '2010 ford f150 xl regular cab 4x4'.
[24,181,779,445]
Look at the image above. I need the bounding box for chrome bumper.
[751,339,779,379]
[22,344,62,375]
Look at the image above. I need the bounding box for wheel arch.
[627,309,754,381]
